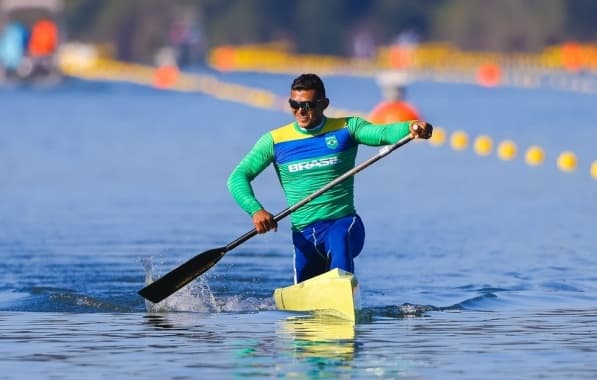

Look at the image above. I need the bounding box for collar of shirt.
[297,117,326,134]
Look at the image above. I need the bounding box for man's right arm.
[227,133,275,216]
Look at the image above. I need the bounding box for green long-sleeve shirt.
[227,116,411,230]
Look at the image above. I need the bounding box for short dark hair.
[291,73,326,99]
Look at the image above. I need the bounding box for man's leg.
[326,214,365,273]
[292,228,328,283]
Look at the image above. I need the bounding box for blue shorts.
[292,214,365,284]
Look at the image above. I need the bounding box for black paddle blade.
[138,247,227,303]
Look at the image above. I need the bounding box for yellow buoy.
[429,126,446,146]
[497,140,517,161]
[590,160,597,180]
[450,130,469,151]
[557,151,577,172]
[473,135,493,156]
[525,145,545,166]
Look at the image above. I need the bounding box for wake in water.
[0,286,137,313]
[140,256,275,313]
[359,292,502,321]
[140,257,503,319]
[358,304,444,321]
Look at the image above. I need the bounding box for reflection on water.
[1,307,597,379]
[143,313,190,329]
[232,314,359,378]
[278,315,357,378]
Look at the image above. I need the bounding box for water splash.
[141,256,217,312]
[140,256,275,313]
[216,295,276,312]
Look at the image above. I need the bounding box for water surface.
[1,72,596,379]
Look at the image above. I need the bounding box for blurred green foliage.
[62,0,597,62]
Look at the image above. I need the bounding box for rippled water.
[1,71,596,379]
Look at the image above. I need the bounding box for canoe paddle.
[138,134,414,303]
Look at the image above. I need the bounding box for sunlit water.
[1,71,596,379]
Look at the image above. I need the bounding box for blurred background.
[62,0,596,62]
[41,0,597,59]
[1,0,596,81]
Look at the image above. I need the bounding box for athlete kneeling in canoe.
[228,73,432,284]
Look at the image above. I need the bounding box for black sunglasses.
[288,98,323,110]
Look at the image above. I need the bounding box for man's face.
[289,89,327,129]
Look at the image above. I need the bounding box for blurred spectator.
[26,18,59,77]
[389,29,421,69]
[28,18,58,58]
[0,21,29,72]
[352,28,376,59]
[168,11,206,67]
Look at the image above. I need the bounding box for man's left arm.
[348,117,432,145]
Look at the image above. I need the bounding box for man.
[227,73,432,284]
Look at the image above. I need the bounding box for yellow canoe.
[273,268,360,322]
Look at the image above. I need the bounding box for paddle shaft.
[138,134,413,302]
[224,134,415,252]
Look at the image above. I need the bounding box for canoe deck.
[273,268,360,322]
